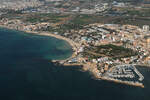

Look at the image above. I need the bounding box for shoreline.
[25,31,80,62]
[0,25,79,62]
[0,25,145,88]
[83,64,145,88]
[61,63,145,88]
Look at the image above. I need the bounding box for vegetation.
[126,8,150,17]
[83,44,138,59]
[70,14,102,25]
[111,16,150,27]
[24,13,69,23]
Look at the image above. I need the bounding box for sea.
[0,28,150,100]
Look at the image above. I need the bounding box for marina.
[103,64,144,87]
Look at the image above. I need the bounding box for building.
[145,36,150,48]
[147,37,150,48]
[143,25,149,33]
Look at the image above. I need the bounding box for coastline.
[82,63,145,88]
[0,25,145,88]
[25,31,80,62]
[0,25,79,62]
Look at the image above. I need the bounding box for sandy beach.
[24,30,81,64]
[25,30,80,62]
[0,25,79,62]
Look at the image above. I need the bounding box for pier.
[133,66,144,81]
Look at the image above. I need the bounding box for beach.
[0,25,79,62]
[24,30,80,62]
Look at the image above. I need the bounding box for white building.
[143,25,149,33]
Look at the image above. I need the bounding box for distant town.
[0,0,150,88]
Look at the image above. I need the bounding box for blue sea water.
[0,28,150,100]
